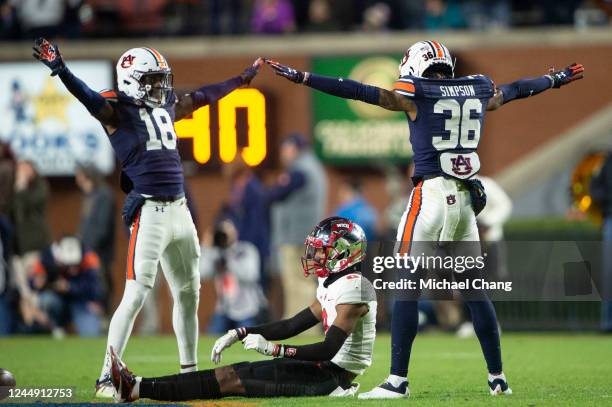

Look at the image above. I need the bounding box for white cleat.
[358,381,409,399]
[95,375,116,399]
[488,372,512,396]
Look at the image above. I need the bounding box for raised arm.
[487,63,584,111]
[32,38,117,129]
[243,302,368,361]
[174,58,263,121]
[265,59,417,116]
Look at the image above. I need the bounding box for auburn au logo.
[121,55,135,68]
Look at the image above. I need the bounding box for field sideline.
[1,333,611,406]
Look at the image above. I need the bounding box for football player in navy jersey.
[265,41,583,398]
[32,38,262,398]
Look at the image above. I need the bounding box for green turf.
[1,333,611,406]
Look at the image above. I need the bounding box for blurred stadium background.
[1,0,612,401]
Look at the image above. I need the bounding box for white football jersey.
[316,273,377,375]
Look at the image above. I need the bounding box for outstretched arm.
[175,58,263,121]
[243,303,369,361]
[210,301,321,364]
[265,59,417,116]
[240,301,322,341]
[32,38,116,127]
[487,63,584,111]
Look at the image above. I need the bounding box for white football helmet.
[116,47,173,107]
[399,40,454,78]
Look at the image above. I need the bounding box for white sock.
[132,377,142,400]
[172,288,199,372]
[387,374,407,387]
[180,365,197,373]
[99,280,151,380]
[488,372,506,382]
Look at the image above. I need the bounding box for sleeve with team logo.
[393,75,419,99]
[334,274,377,306]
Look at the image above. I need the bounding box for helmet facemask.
[137,71,173,108]
[301,243,328,278]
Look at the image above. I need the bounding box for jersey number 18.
[140,108,177,151]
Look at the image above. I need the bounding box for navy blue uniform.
[104,91,184,197]
[394,75,495,179]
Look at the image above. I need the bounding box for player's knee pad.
[175,288,199,311]
[132,259,160,288]
[119,280,151,315]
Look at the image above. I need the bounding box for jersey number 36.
[432,98,482,150]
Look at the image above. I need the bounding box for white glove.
[211,329,240,364]
[242,334,282,357]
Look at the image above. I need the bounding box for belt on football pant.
[147,193,185,203]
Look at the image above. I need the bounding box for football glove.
[265,58,306,84]
[211,329,240,364]
[240,58,264,85]
[546,63,584,88]
[32,38,66,76]
[243,334,283,357]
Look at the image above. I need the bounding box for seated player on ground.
[109,216,377,401]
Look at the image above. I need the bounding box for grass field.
[1,333,611,406]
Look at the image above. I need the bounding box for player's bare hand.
[547,63,584,88]
[32,38,66,76]
[211,329,240,364]
[264,58,306,84]
[242,334,282,357]
[240,57,264,86]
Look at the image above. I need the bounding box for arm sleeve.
[58,67,107,115]
[305,73,380,105]
[281,325,348,361]
[190,77,242,109]
[498,76,553,104]
[238,307,319,340]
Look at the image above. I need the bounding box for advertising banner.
[0,61,115,175]
[311,55,412,165]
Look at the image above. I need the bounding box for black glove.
[547,63,584,88]
[240,58,263,85]
[465,179,487,216]
[265,58,306,84]
[32,37,66,76]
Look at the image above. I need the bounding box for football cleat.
[488,372,512,395]
[94,375,116,399]
[109,346,138,402]
[358,381,409,399]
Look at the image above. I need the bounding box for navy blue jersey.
[394,75,495,179]
[103,91,184,196]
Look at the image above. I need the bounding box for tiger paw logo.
[446,194,456,205]
[121,55,136,68]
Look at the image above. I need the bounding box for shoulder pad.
[99,89,118,102]
[394,76,416,97]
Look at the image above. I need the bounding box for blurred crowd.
[1,0,611,40]
[0,141,115,337]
